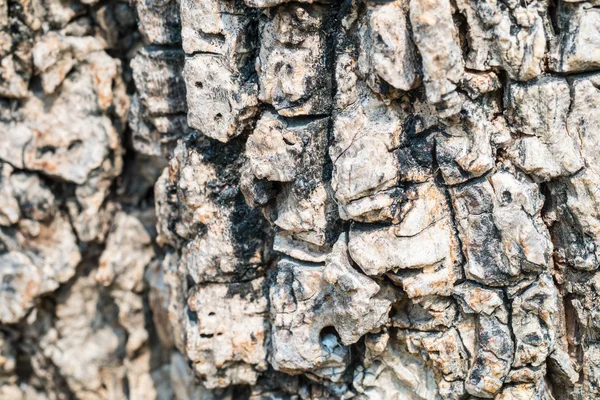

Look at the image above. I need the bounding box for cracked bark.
[2,0,600,399]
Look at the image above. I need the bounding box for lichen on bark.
[2,0,600,399]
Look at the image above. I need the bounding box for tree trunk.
[1,0,599,399]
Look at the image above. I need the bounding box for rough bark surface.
[1,0,600,399]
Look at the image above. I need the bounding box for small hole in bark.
[186,308,198,323]
[214,113,222,122]
[195,81,203,89]
[320,326,340,341]
[200,333,214,339]
[68,140,83,152]
[37,145,57,157]
[208,312,215,316]
[282,136,295,146]
[502,191,512,203]
[186,274,195,289]
[320,326,344,354]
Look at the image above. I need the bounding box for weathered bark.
[2,0,600,399]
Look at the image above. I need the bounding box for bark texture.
[1,0,600,399]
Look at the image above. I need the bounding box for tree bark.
[1,0,600,399]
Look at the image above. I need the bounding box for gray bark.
[1,0,600,399]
